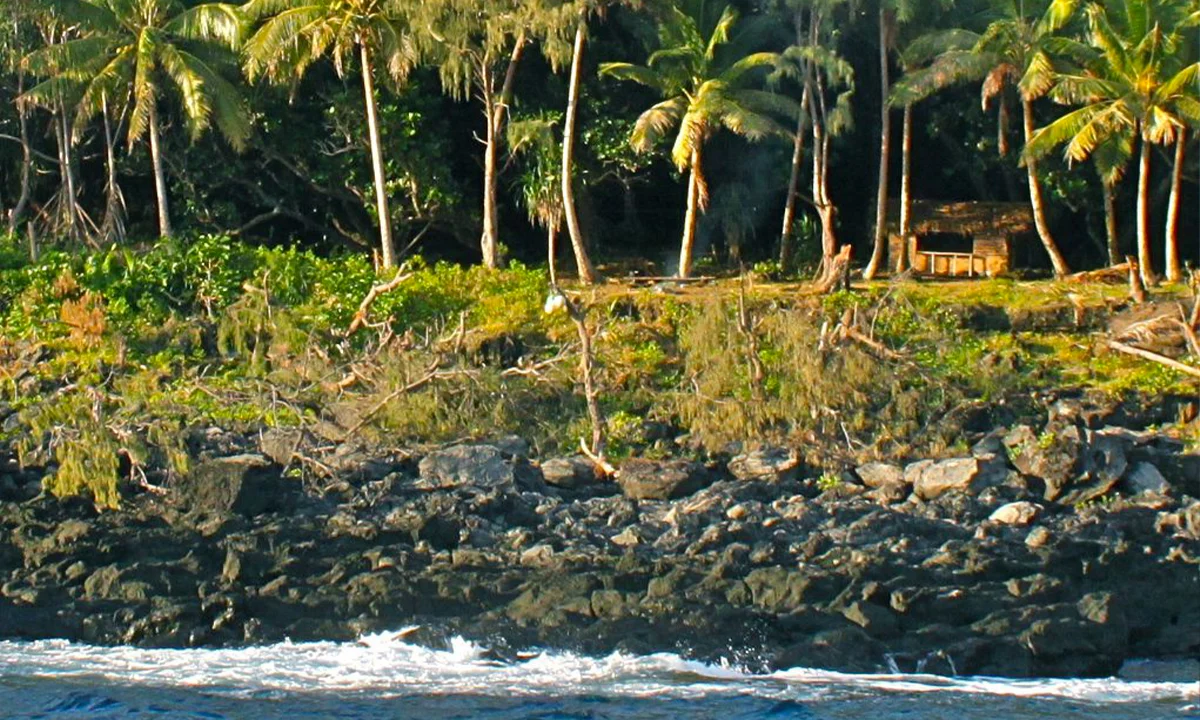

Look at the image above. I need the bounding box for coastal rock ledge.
[0,420,1198,680]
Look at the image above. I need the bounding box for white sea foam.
[0,632,1194,706]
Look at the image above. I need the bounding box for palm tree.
[1025,0,1199,284]
[600,1,800,278]
[22,0,250,240]
[889,0,1080,277]
[243,0,415,269]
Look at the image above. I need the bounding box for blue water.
[0,635,1195,719]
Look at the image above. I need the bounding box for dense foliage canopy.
[0,0,1196,280]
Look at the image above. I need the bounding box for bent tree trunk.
[561,19,597,284]
[148,103,172,239]
[1102,181,1119,267]
[864,8,891,280]
[8,74,32,237]
[678,148,702,278]
[1164,129,1185,283]
[897,103,912,273]
[1136,134,1155,286]
[1021,99,1068,277]
[360,44,396,269]
[481,35,528,269]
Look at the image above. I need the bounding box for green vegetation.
[0,234,1193,508]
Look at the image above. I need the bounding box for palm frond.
[22,36,115,78]
[727,88,803,123]
[900,29,978,67]
[1086,3,1132,81]
[598,61,666,92]
[705,5,738,61]
[242,5,325,81]
[1018,51,1056,100]
[73,46,135,139]
[1156,62,1199,102]
[17,75,84,111]
[174,49,251,150]
[1039,0,1082,34]
[40,0,121,32]
[717,51,780,87]
[127,27,160,145]
[893,50,991,104]
[671,109,705,171]
[1144,104,1182,145]
[1049,73,1119,104]
[1174,96,1200,126]
[166,4,245,48]
[630,96,686,153]
[159,42,211,142]
[1092,134,1133,185]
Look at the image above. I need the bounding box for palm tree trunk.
[55,108,81,243]
[1136,133,1155,286]
[778,11,809,272]
[148,102,172,239]
[1164,128,1185,283]
[1021,98,1068,277]
[1102,181,1119,267]
[547,223,558,288]
[897,103,912,273]
[360,44,396,269]
[101,96,125,243]
[8,73,31,238]
[481,34,528,269]
[864,8,891,280]
[679,148,702,278]
[561,18,597,284]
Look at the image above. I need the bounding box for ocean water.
[0,632,1195,719]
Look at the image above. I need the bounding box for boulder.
[989,501,1040,526]
[728,448,799,482]
[1004,424,1129,503]
[172,454,295,516]
[258,428,311,466]
[855,462,905,489]
[1122,462,1169,495]
[540,456,601,489]
[417,444,514,489]
[907,457,1005,500]
[617,459,709,500]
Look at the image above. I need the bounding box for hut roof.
[887,200,1034,236]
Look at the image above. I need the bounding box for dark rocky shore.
[1,397,1198,679]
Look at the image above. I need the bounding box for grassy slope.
[0,238,1196,506]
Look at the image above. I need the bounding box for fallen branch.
[343,358,442,436]
[1067,262,1130,284]
[1107,340,1200,379]
[579,437,616,478]
[347,271,412,335]
[843,326,904,361]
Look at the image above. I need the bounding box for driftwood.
[1067,262,1131,284]
[623,275,716,286]
[814,245,852,294]
[1107,341,1200,379]
[347,271,411,335]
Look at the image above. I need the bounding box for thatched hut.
[886,200,1035,277]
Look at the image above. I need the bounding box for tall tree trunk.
[55,107,81,243]
[679,148,702,278]
[148,102,172,239]
[1164,128,1185,282]
[481,34,528,269]
[1102,180,1119,267]
[1021,98,1068,277]
[1136,133,1155,286]
[897,103,912,272]
[359,44,395,268]
[561,18,597,284]
[8,74,32,237]
[778,11,809,272]
[100,96,125,243]
[864,8,891,280]
[547,223,558,288]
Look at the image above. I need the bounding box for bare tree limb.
[1107,341,1200,378]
